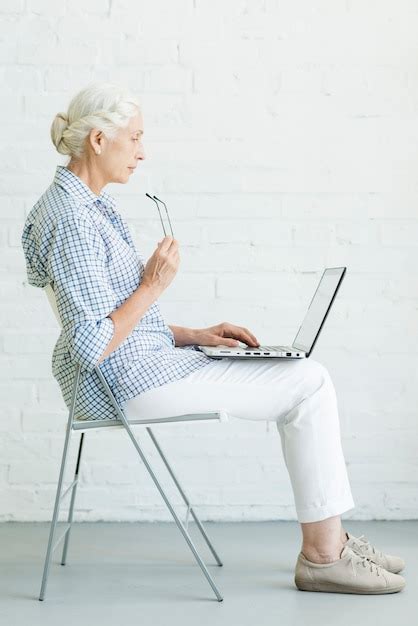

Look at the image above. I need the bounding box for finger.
[167,239,179,253]
[159,236,174,251]
[243,335,259,346]
[243,327,260,346]
[224,324,258,346]
[223,338,240,347]
[238,327,259,346]
[212,333,239,347]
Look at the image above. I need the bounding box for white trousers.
[123,357,355,523]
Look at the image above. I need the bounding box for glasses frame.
[145,193,175,238]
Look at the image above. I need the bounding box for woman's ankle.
[300,515,346,563]
[301,542,344,564]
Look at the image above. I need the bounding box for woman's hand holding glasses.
[142,194,180,296]
[141,235,180,297]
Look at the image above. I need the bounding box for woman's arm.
[98,283,160,363]
[168,325,198,347]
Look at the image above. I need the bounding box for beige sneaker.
[294,545,406,594]
[345,531,405,574]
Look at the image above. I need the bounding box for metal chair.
[39,283,227,602]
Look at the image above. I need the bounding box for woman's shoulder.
[24,194,104,268]
[28,182,93,229]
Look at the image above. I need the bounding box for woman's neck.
[66,159,106,196]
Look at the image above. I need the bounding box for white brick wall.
[1,0,417,522]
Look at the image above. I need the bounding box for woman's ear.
[89,128,103,153]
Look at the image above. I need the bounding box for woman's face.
[93,109,145,184]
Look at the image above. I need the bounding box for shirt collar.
[53,165,116,212]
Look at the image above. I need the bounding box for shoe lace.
[347,551,382,577]
[351,534,384,559]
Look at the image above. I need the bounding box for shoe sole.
[295,579,405,594]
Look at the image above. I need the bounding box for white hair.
[50,81,141,159]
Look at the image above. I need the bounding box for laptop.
[197,267,346,360]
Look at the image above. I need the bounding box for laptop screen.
[292,267,346,355]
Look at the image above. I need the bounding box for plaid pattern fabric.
[21,165,213,420]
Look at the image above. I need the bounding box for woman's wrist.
[138,281,160,300]
[169,325,200,347]
[189,327,200,345]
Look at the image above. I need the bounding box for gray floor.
[0,520,416,626]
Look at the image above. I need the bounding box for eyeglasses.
[145,193,175,238]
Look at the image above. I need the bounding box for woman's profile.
[21,82,405,595]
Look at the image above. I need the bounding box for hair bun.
[50,111,71,155]
[56,112,68,125]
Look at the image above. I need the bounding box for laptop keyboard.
[254,345,292,352]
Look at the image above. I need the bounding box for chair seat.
[72,410,229,431]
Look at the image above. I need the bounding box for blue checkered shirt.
[21,165,213,420]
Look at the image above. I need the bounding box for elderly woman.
[21,82,405,595]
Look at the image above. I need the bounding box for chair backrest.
[44,283,62,327]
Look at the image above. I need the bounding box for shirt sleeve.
[21,221,48,288]
[47,211,117,372]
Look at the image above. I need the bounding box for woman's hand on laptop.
[194,322,260,348]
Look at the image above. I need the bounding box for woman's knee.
[277,359,336,427]
[296,358,333,397]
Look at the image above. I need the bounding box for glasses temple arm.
[145,193,167,236]
[153,195,174,238]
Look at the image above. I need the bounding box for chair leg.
[39,364,81,602]
[38,419,74,601]
[93,365,224,601]
[61,432,85,566]
[146,427,223,567]
[121,419,224,602]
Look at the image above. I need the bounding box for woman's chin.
[115,172,131,183]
